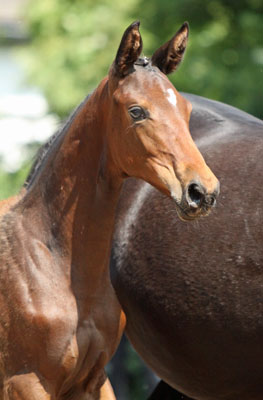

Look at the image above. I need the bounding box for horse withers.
[111,94,263,400]
[0,22,218,399]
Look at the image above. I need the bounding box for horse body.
[0,84,125,399]
[0,23,219,399]
[111,94,263,400]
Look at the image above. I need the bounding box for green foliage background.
[1,0,262,201]
[23,0,263,119]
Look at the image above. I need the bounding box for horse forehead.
[135,70,170,93]
[120,69,177,103]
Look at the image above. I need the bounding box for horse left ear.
[151,22,189,75]
[113,21,143,77]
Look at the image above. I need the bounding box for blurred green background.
[0,0,262,200]
[24,0,263,119]
[0,0,262,398]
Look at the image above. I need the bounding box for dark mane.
[24,95,90,189]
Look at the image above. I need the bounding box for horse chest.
[2,283,117,396]
[45,295,122,396]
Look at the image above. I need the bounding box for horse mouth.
[174,200,212,222]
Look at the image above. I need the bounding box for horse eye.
[128,106,147,121]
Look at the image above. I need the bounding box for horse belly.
[125,302,263,399]
[111,153,263,400]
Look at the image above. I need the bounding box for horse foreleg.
[3,373,51,400]
[148,380,193,400]
[98,378,116,400]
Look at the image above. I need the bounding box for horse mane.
[24,95,90,189]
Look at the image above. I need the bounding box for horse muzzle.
[173,180,220,221]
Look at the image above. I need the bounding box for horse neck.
[20,78,123,291]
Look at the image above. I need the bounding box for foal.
[0,22,219,399]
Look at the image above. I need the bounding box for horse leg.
[3,373,51,400]
[148,380,193,400]
[98,378,116,400]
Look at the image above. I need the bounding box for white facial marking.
[167,88,177,107]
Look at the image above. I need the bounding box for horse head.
[104,21,219,220]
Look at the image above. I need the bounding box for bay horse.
[111,93,263,400]
[0,22,219,399]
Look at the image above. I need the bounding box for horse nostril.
[187,183,204,209]
[208,195,216,207]
[205,194,219,207]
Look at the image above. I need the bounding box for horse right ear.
[112,21,143,77]
[151,22,189,75]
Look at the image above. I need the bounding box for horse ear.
[113,21,143,77]
[151,22,189,75]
